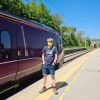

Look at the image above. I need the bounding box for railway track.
[63,48,94,63]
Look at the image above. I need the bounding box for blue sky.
[23,0,100,39]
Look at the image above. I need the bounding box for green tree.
[0,0,24,15]
[75,32,84,47]
[24,0,38,20]
[37,1,50,23]
[85,37,91,47]
[61,26,76,33]
[70,33,78,46]
[50,13,62,32]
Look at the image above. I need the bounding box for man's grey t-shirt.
[42,46,58,65]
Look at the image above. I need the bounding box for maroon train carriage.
[0,10,64,94]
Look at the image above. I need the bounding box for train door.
[0,16,19,93]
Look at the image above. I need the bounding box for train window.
[0,30,11,61]
[1,31,11,49]
[24,26,52,57]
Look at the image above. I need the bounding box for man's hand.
[52,62,55,66]
[43,62,45,64]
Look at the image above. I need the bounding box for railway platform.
[7,48,100,100]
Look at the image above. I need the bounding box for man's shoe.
[39,87,46,94]
[53,86,58,94]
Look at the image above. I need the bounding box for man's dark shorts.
[42,64,55,75]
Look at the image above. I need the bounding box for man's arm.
[52,53,58,66]
[42,53,45,64]
[54,53,58,64]
[42,46,45,64]
[53,47,58,64]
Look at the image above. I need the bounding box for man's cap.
[47,38,54,42]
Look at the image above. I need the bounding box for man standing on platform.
[39,38,58,94]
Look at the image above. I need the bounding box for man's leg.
[49,65,58,94]
[39,75,47,93]
[42,64,48,87]
[43,75,47,87]
[51,75,56,87]
[51,75,58,94]
[39,65,48,93]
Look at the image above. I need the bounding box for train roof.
[0,9,58,34]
